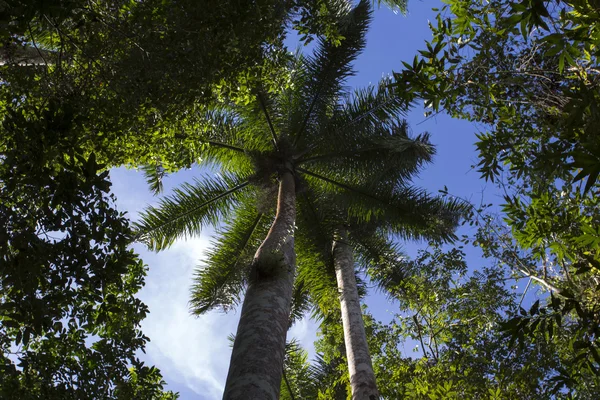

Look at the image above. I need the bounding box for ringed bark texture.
[333,228,379,400]
[222,171,296,400]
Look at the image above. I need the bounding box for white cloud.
[136,237,239,399]
[289,315,319,362]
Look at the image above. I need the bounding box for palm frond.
[374,0,408,14]
[300,168,467,242]
[190,200,273,314]
[375,190,469,243]
[306,352,348,399]
[299,120,434,187]
[140,163,167,195]
[296,192,337,266]
[296,192,339,318]
[289,278,312,327]
[347,186,467,243]
[293,0,372,148]
[134,173,250,251]
[296,248,338,321]
[281,339,315,400]
[311,77,407,148]
[198,108,267,174]
[351,230,410,294]
[354,272,369,299]
[256,91,280,151]
[297,167,384,207]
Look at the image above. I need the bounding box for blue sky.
[109,2,520,398]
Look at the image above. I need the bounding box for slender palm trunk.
[223,170,296,400]
[333,228,379,400]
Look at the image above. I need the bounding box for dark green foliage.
[0,99,175,398]
[393,0,600,194]
[289,246,561,399]
[389,1,600,394]
[0,0,366,175]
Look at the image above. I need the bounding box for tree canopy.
[387,0,600,395]
[0,94,176,398]
[2,0,600,397]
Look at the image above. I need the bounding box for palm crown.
[135,18,463,313]
[134,0,465,396]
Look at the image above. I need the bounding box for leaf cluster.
[0,92,175,399]
[392,0,600,194]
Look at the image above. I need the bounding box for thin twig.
[517,277,532,309]
[412,315,429,359]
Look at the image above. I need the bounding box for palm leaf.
[351,230,410,294]
[304,77,407,153]
[299,168,466,242]
[190,199,273,314]
[349,187,467,242]
[134,173,250,251]
[198,108,269,174]
[374,0,408,14]
[140,162,167,195]
[292,0,372,148]
[299,120,434,187]
[288,278,313,327]
[295,192,339,318]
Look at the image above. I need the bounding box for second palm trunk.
[333,228,379,400]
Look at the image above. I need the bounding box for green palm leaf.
[198,108,270,175]
[289,278,313,327]
[292,0,372,148]
[304,78,407,154]
[299,120,434,187]
[351,230,410,294]
[190,199,273,314]
[134,173,251,251]
[140,162,167,195]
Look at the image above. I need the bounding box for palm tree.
[292,151,464,399]
[135,1,462,397]
[135,3,371,397]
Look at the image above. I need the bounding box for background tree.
[0,93,176,398]
[390,0,600,393]
[289,119,465,399]
[394,0,599,192]
[284,245,562,399]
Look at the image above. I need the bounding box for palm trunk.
[223,170,296,400]
[333,228,379,400]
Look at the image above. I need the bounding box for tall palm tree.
[135,3,370,397]
[292,152,464,400]
[135,1,462,397]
